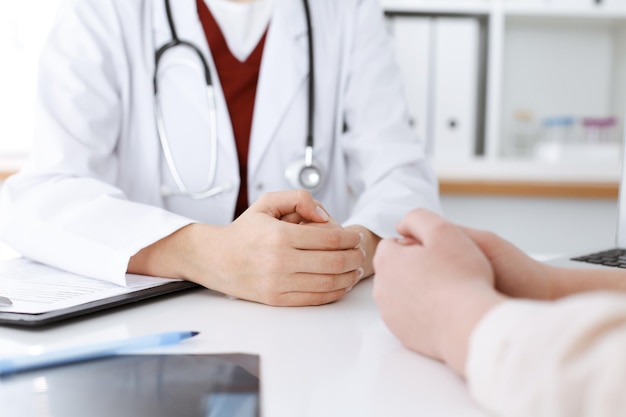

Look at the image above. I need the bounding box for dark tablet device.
[0,280,199,327]
[1,353,260,417]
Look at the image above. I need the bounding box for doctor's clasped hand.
[129,190,367,306]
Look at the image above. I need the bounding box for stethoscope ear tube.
[302,0,314,151]
[154,1,220,198]
[283,0,323,192]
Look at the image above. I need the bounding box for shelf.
[433,158,622,182]
[504,7,626,20]
[439,178,618,198]
[381,0,626,17]
[503,1,626,18]
[436,155,620,199]
[381,0,491,15]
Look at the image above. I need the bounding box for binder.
[388,15,481,161]
[432,17,480,161]
[389,15,434,154]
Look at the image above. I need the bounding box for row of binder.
[389,15,482,162]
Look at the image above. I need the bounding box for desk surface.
[0,252,486,416]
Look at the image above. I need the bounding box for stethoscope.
[154,0,322,200]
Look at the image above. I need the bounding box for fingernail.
[357,267,364,279]
[358,232,364,243]
[316,205,329,221]
[360,248,366,258]
[346,286,354,293]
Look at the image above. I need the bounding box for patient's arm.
[461,226,626,300]
[547,265,626,299]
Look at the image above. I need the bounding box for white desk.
[0,257,487,416]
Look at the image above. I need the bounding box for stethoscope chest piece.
[285,157,323,192]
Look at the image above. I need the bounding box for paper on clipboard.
[0,258,182,314]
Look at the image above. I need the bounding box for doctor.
[0,0,440,306]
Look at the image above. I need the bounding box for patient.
[373,208,626,417]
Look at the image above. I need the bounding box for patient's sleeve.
[467,291,626,417]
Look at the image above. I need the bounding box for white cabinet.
[383,0,626,183]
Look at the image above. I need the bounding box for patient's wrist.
[440,282,506,377]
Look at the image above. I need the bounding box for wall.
[441,194,618,257]
[0,0,61,156]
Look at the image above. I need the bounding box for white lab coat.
[0,0,440,284]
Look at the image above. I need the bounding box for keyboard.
[571,248,626,268]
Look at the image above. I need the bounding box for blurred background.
[383,0,626,255]
[0,0,623,257]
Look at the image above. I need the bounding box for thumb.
[396,209,448,245]
[255,190,330,223]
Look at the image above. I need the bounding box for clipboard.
[0,258,200,327]
[0,280,199,327]
[1,353,260,417]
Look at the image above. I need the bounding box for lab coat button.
[256,183,264,191]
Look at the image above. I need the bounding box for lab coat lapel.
[248,1,309,178]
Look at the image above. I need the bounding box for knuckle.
[481,230,498,244]
[309,292,339,306]
[265,230,288,252]
[429,219,455,241]
[317,275,336,292]
[406,208,427,223]
[328,253,347,272]
[431,217,450,232]
[263,293,284,307]
[358,247,366,262]
[258,192,272,205]
[296,189,312,201]
[257,281,285,306]
[323,230,342,248]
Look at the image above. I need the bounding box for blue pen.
[0,330,199,377]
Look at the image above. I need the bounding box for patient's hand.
[460,226,553,300]
[374,209,504,376]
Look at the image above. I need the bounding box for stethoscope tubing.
[154,0,322,198]
[302,0,314,150]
